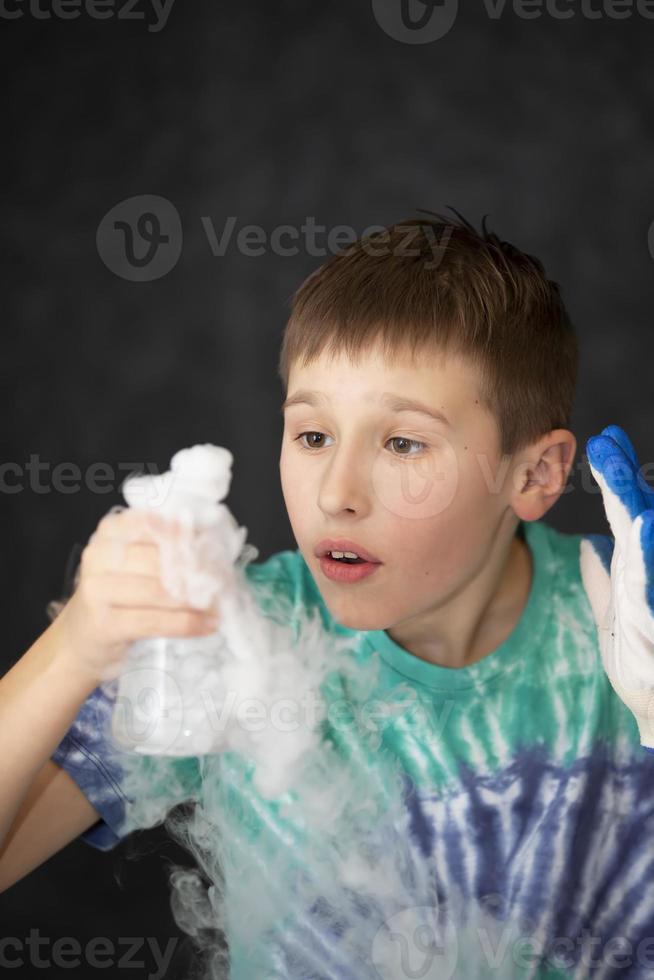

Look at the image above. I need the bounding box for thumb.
[580,533,613,631]
[623,509,654,633]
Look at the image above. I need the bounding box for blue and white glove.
[580,425,654,752]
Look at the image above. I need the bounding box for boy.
[1,211,653,979]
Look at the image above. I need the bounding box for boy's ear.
[510,429,577,521]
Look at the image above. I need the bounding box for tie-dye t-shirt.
[51,518,654,979]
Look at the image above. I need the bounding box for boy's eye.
[388,436,425,456]
[296,432,328,450]
[293,432,426,457]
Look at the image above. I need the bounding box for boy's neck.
[385,523,533,671]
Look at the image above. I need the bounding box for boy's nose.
[317,455,373,519]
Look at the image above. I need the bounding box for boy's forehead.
[286,347,485,416]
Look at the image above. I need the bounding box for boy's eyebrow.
[280,389,452,427]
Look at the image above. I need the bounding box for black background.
[2,0,654,977]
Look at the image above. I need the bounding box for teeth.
[329,550,360,560]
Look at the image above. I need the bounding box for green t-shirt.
[52,519,654,979]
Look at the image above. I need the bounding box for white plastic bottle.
[110,443,255,756]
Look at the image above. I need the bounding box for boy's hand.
[580,424,654,750]
[53,508,221,684]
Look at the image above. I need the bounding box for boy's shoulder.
[523,515,602,591]
[522,516,609,673]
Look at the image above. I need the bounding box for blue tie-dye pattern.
[403,770,435,858]
[51,682,129,849]
[401,744,654,977]
[51,518,654,979]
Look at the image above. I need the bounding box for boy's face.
[279,343,519,632]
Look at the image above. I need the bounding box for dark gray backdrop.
[2,1,653,977]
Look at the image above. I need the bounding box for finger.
[582,531,614,577]
[111,606,220,642]
[600,425,639,468]
[624,509,654,623]
[82,540,163,577]
[90,571,220,611]
[600,425,654,507]
[615,510,654,691]
[94,507,187,545]
[580,535,612,630]
[586,435,648,549]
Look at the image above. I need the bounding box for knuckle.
[83,576,116,618]
[80,543,94,570]
[96,512,119,535]
[113,607,141,641]
[77,575,98,607]
[131,609,162,637]
[110,605,208,640]
[83,600,112,641]
[95,604,115,636]
[141,551,163,577]
[153,610,179,635]
[141,577,163,603]
[184,610,202,632]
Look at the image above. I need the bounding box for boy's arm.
[0,610,104,878]
[0,760,101,893]
[580,424,654,750]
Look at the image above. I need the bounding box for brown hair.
[277,209,579,459]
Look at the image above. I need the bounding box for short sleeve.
[51,683,202,852]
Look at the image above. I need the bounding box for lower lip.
[319,555,382,583]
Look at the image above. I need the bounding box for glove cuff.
[606,676,654,750]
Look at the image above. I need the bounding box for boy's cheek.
[371,444,460,523]
[278,444,298,502]
[279,455,311,539]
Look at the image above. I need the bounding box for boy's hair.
[278,209,579,459]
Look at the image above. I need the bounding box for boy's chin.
[322,599,390,634]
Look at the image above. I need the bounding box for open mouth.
[314,539,382,567]
[318,552,382,583]
[326,553,365,564]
